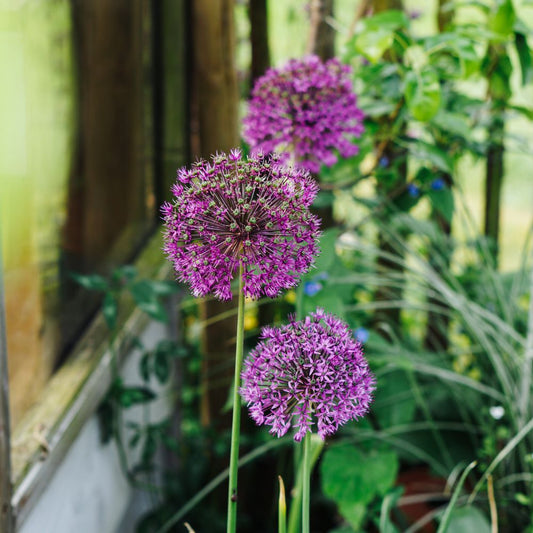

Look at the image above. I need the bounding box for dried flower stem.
[487,474,498,533]
[227,264,246,533]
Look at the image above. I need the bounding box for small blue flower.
[315,272,329,281]
[431,178,446,191]
[354,327,369,344]
[407,183,420,198]
[304,280,323,297]
[378,156,390,168]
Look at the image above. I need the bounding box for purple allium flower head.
[161,150,321,301]
[240,309,375,441]
[243,55,365,174]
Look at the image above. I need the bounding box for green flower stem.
[302,431,312,533]
[288,434,324,533]
[227,265,246,533]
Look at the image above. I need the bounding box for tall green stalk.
[227,265,246,533]
[302,432,312,533]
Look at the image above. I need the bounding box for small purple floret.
[243,55,365,174]
[161,150,321,301]
[240,309,376,441]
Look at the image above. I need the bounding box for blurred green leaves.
[321,444,399,530]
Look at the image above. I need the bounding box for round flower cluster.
[243,55,364,174]
[240,309,375,441]
[161,149,321,300]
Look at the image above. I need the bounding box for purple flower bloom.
[162,150,321,300]
[431,177,446,191]
[243,55,365,174]
[240,309,375,441]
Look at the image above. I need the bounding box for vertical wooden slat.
[0,242,14,533]
[306,0,335,60]
[191,0,240,428]
[65,0,152,273]
[154,0,190,205]
[249,0,270,90]
[372,0,407,336]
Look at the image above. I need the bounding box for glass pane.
[0,0,156,428]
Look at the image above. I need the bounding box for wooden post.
[424,1,455,352]
[191,0,240,427]
[484,109,505,265]
[372,0,407,337]
[307,0,335,60]
[0,242,14,533]
[66,0,152,272]
[249,0,270,91]
[153,0,191,206]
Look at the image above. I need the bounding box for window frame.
[1,243,14,533]
[0,1,190,527]
[5,231,173,530]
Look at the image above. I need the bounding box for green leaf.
[486,51,513,101]
[129,280,169,322]
[138,300,168,322]
[515,32,532,85]
[313,190,334,208]
[510,104,533,120]
[141,431,158,465]
[154,349,170,383]
[130,280,158,303]
[301,289,344,320]
[70,272,108,291]
[117,386,156,408]
[407,141,453,173]
[102,292,118,330]
[112,264,138,284]
[404,45,428,72]
[337,502,366,531]
[129,432,141,448]
[145,280,180,296]
[428,186,455,223]
[314,228,340,273]
[139,352,151,382]
[425,33,480,77]
[431,111,471,139]
[373,370,417,428]
[440,506,491,533]
[404,69,441,122]
[359,99,398,117]
[488,0,516,38]
[351,10,409,63]
[321,445,399,529]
